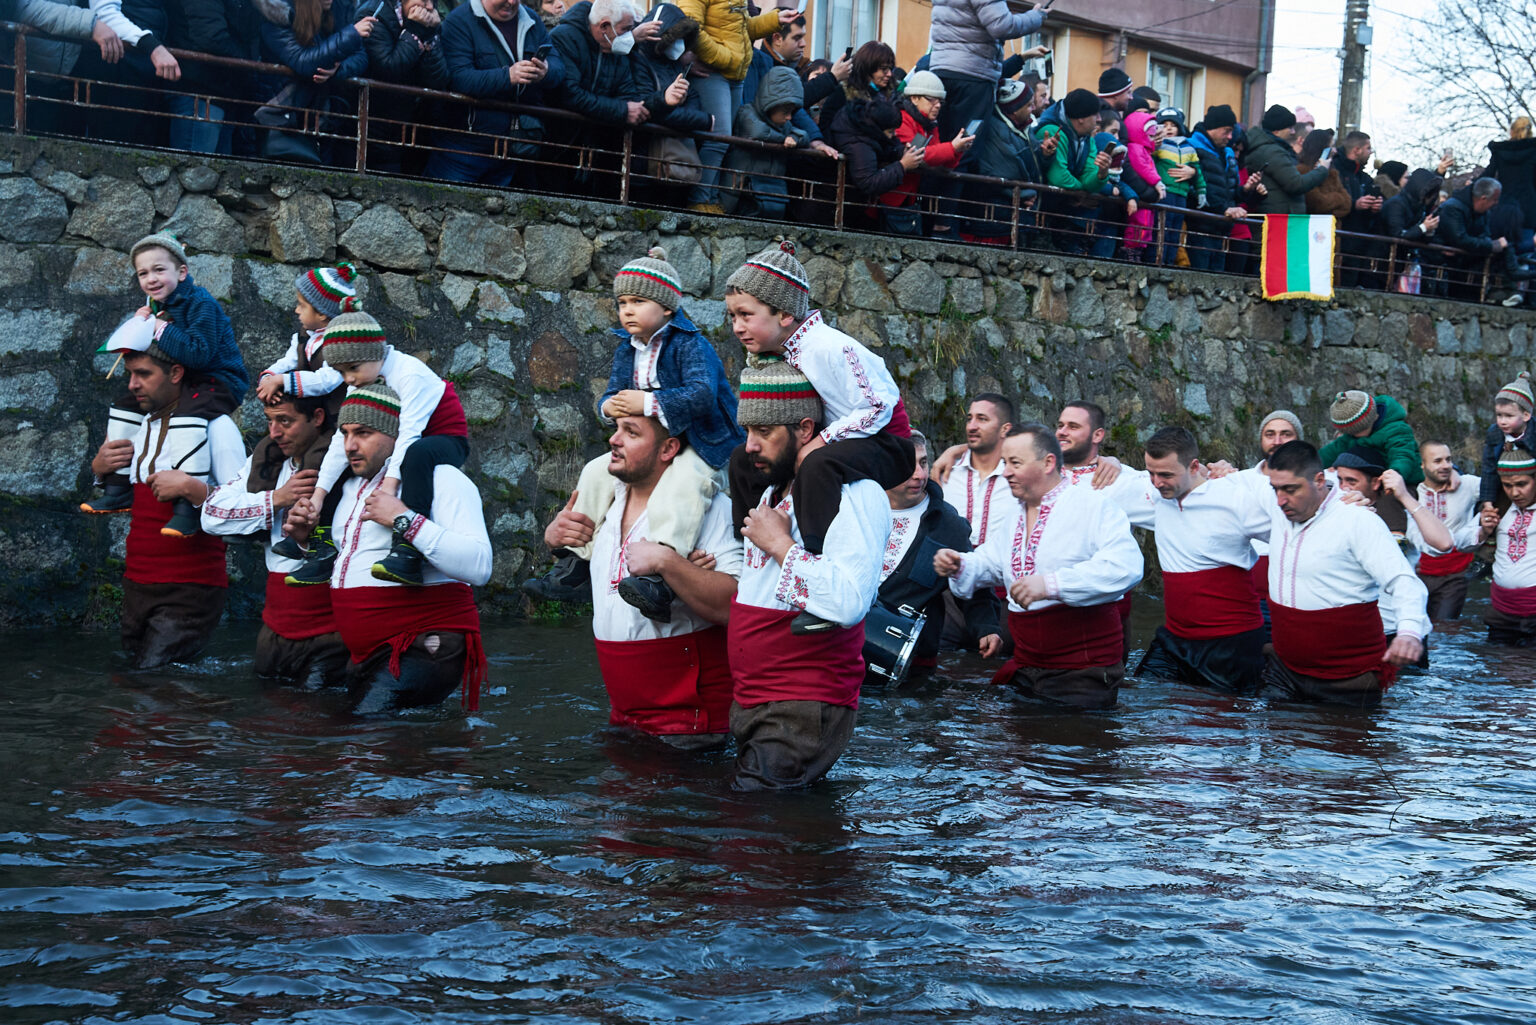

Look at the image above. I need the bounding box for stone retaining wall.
[1,134,1532,628]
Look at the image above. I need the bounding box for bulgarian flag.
[1260,214,1335,301]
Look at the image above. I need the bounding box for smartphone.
[964,118,982,136]
[533,43,552,61]
[844,46,853,59]
[910,133,928,150]
[680,57,696,78]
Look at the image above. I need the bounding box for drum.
[863,602,927,685]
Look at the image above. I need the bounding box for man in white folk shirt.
[937,394,1015,652]
[201,393,347,686]
[288,383,493,715]
[1413,439,1482,621]
[1253,440,1429,708]
[934,424,1144,710]
[729,358,890,790]
[1477,449,1536,646]
[540,413,741,748]
[1123,427,1273,694]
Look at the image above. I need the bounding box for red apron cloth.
[124,484,228,587]
[261,571,336,639]
[424,382,469,438]
[1163,565,1264,639]
[1418,550,1476,577]
[727,601,865,709]
[1251,555,1270,602]
[883,397,912,439]
[331,582,487,710]
[593,627,732,735]
[1269,600,1396,688]
[1491,583,1536,616]
[995,602,1123,683]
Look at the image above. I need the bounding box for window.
[817,0,882,60]
[1147,56,1195,114]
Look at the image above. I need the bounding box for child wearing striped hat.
[1477,447,1536,646]
[523,247,744,623]
[283,311,470,588]
[1317,389,1423,489]
[1477,370,1536,512]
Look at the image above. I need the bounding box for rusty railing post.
[833,158,845,231]
[1153,205,1166,266]
[354,81,369,173]
[619,127,632,205]
[1009,184,1021,251]
[13,28,27,136]
[1480,254,1492,304]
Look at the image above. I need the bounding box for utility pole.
[1338,0,1370,135]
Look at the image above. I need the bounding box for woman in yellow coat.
[673,0,796,212]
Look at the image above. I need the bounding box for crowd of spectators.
[3,0,1534,304]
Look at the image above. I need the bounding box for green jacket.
[1317,394,1423,488]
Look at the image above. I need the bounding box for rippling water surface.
[4,596,1536,1025]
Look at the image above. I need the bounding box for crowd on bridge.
[4,0,1535,303]
[83,227,1536,791]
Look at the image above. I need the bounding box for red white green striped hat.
[737,354,822,427]
[339,381,401,438]
[1498,448,1536,476]
[614,246,684,307]
[321,311,388,365]
[1497,371,1534,413]
[1329,390,1376,431]
[295,263,358,319]
[726,239,811,320]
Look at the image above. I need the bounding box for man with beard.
[1209,409,1304,608]
[1125,427,1272,694]
[934,424,1143,710]
[286,383,492,714]
[1475,450,1536,645]
[1331,448,1453,561]
[201,394,348,686]
[938,394,1015,652]
[729,358,889,790]
[1413,440,1482,621]
[1254,441,1429,707]
[87,347,246,669]
[541,414,741,747]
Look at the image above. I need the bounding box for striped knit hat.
[1329,390,1377,431]
[339,381,401,438]
[1497,371,1535,413]
[1498,448,1536,476]
[130,232,188,268]
[737,354,822,427]
[726,239,812,320]
[321,311,388,365]
[613,246,684,308]
[295,263,359,319]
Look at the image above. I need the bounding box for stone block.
[1461,318,1482,354]
[570,291,616,334]
[0,179,69,243]
[523,223,593,288]
[1483,325,1511,356]
[461,385,505,422]
[65,248,128,296]
[0,246,36,288]
[245,259,302,305]
[992,277,1029,320]
[474,280,527,324]
[1435,319,1459,353]
[43,171,88,204]
[843,259,894,311]
[891,261,944,314]
[1067,278,1103,326]
[803,255,845,307]
[339,205,428,270]
[161,194,244,253]
[441,273,476,313]
[1032,278,1068,324]
[1174,296,1202,335]
[1323,308,1356,346]
[1140,283,1174,330]
[478,443,533,485]
[1240,300,1285,342]
[529,330,579,390]
[1408,312,1435,350]
[66,177,154,251]
[178,166,220,193]
[0,423,86,496]
[0,370,58,410]
[971,317,1006,351]
[187,254,234,300]
[838,310,883,348]
[533,398,584,438]
[657,236,710,295]
[1183,382,1211,417]
[949,276,984,316]
[484,334,517,379]
[438,211,525,280]
[139,165,171,186]
[709,235,748,297]
[335,200,363,224]
[269,193,335,262]
[688,298,727,331]
[449,341,486,374]
[381,272,429,317]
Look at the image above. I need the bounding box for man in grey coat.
[1241,104,1331,215]
[928,0,1047,236]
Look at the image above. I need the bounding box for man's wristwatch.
[393,513,414,536]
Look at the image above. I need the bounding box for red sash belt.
[1162,566,1263,639]
[1270,600,1394,687]
[261,571,336,639]
[424,382,469,438]
[331,582,487,710]
[727,601,865,709]
[1251,555,1270,601]
[995,602,1122,683]
[124,484,227,587]
[593,627,732,735]
[1491,583,1536,616]
[1418,550,1475,577]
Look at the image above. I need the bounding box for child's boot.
[162,497,203,538]
[285,525,337,586]
[157,415,213,537]
[81,407,146,513]
[372,530,425,585]
[521,552,592,603]
[617,574,675,623]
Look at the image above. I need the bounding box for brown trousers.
[729,700,858,791]
[1420,572,1469,622]
[120,580,226,669]
[1005,663,1125,710]
[255,625,350,688]
[1260,651,1382,709]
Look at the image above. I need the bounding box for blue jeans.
[688,73,742,206]
[168,94,231,154]
[425,147,516,188]
[1186,218,1226,271]
[1160,207,1186,267]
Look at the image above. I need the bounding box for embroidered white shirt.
[780,311,901,445]
[940,451,1017,547]
[1413,474,1482,555]
[1493,503,1536,590]
[331,465,492,590]
[121,411,246,487]
[881,495,929,583]
[1122,474,1271,573]
[201,455,304,573]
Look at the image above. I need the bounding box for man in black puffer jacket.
[1433,178,1530,299]
[1187,104,1246,272]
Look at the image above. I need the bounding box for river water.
[3,598,1534,1025]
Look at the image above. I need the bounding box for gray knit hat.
[321,311,388,365]
[295,263,359,319]
[725,239,812,320]
[1497,371,1535,413]
[1329,390,1376,431]
[1259,409,1304,441]
[737,354,823,427]
[339,381,401,438]
[613,245,684,308]
[130,232,188,268]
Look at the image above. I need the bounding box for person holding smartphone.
[884,70,974,220]
[362,0,451,174]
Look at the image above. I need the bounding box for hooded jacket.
[439,0,562,140]
[1119,111,1161,203]
[1435,184,1494,256]
[1380,169,1442,243]
[1241,125,1328,214]
[1035,99,1103,190]
[674,0,782,81]
[966,104,1043,239]
[257,0,368,85]
[1317,394,1423,489]
[629,3,711,133]
[724,65,810,211]
[15,0,94,76]
[928,0,1045,84]
[1487,136,1536,228]
[1190,126,1240,213]
[167,0,262,91]
[363,1,449,90]
[829,98,908,201]
[742,43,825,145]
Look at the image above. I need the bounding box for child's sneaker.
[372,532,424,585]
[285,525,336,586]
[617,574,674,623]
[521,553,592,603]
[271,535,308,561]
[81,483,134,514]
[161,498,202,537]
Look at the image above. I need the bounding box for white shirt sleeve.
[1354,513,1432,641]
[89,0,150,45]
[771,480,890,626]
[208,417,249,488]
[803,340,899,444]
[948,522,1012,598]
[408,468,493,586]
[382,351,449,481]
[316,428,349,494]
[699,492,744,580]
[1048,500,1144,605]
[201,457,273,534]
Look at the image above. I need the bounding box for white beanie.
[903,70,946,100]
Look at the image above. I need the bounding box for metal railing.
[0,20,1509,303]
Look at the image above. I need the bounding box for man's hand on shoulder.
[1090,456,1122,488]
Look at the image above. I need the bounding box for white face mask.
[662,36,685,61]
[610,29,635,55]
